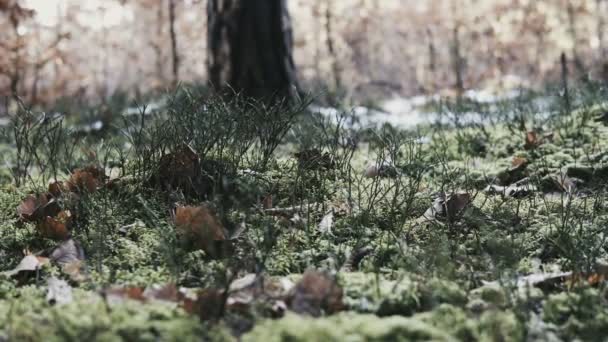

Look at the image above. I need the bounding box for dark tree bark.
[207,0,298,102]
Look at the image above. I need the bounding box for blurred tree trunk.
[168,0,179,87]
[207,0,298,102]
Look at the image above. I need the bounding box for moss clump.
[340,272,466,316]
[0,286,233,342]
[542,288,608,340]
[243,313,453,342]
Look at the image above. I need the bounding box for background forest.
[1,0,607,105]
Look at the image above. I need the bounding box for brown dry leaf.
[511,157,528,168]
[174,204,229,258]
[195,288,226,321]
[48,181,67,198]
[17,193,60,222]
[288,270,343,317]
[104,286,146,305]
[155,145,201,195]
[2,254,49,278]
[143,283,179,303]
[67,166,105,193]
[37,210,72,241]
[295,149,334,170]
[524,131,540,150]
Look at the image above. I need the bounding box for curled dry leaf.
[288,270,343,317]
[174,204,229,258]
[104,286,146,305]
[37,210,72,241]
[524,131,540,150]
[67,166,106,193]
[48,181,67,198]
[154,144,201,196]
[17,193,61,222]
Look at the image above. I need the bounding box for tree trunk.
[168,0,179,87]
[207,0,298,102]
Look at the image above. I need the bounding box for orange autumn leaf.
[174,205,228,257]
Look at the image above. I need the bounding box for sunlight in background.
[24,0,133,29]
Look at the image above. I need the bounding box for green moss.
[341,272,466,316]
[0,286,233,342]
[243,313,454,342]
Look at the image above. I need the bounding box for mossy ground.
[2,86,608,341]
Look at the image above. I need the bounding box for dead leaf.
[143,283,179,303]
[2,254,49,278]
[524,131,539,150]
[511,157,528,168]
[17,193,60,222]
[288,270,343,317]
[104,286,146,305]
[37,210,72,240]
[154,144,201,196]
[46,276,73,305]
[67,166,105,193]
[48,181,67,197]
[196,288,226,321]
[295,149,334,170]
[174,204,229,258]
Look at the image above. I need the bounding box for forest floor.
[1,84,608,341]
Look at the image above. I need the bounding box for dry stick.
[561,52,571,114]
